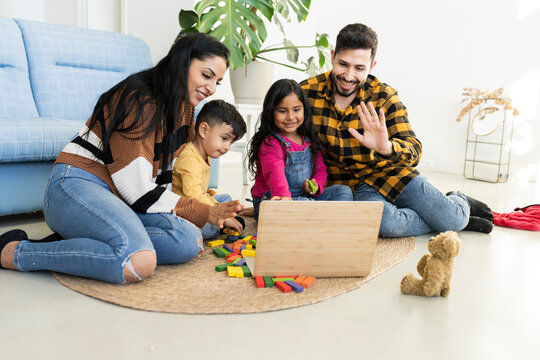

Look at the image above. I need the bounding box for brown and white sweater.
[55,100,211,228]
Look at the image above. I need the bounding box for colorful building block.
[215,263,234,272]
[223,244,233,253]
[240,249,256,257]
[249,239,257,247]
[226,254,241,263]
[263,276,274,288]
[272,277,295,283]
[207,239,224,247]
[255,276,265,288]
[235,258,246,267]
[302,276,316,288]
[274,281,292,293]
[212,248,227,258]
[246,244,253,250]
[241,266,251,277]
[285,281,304,293]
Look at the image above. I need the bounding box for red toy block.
[274,281,292,293]
[255,276,265,288]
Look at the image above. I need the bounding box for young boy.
[173,100,247,239]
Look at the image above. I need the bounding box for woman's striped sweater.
[55,101,211,228]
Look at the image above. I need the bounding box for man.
[300,23,493,237]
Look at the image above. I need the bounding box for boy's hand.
[270,196,292,201]
[303,179,319,195]
[223,217,244,233]
[208,200,243,228]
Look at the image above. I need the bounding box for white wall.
[1,0,538,181]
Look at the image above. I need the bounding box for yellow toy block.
[227,266,244,278]
[246,244,253,250]
[241,249,256,257]
[242,236,252,243]
[207,240,225,247]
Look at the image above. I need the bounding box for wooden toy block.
[226,254,241,263]
[207,239,224,247]
[275,276,296,278]
[307,179,317,193]
[240,249,256,257]
[215,263,234,272]
[242,235,252,243]
[249,239,257,247]
[285,281,304,293]
[227,266,238,277]
[226,252,238,259]
[302,277,316,288]
[272,277,295,283]
[255,276,265,288]
[275,281,292,293]
[241,266,252,277]
[235,258,246,267]
[213,248,227,258]
[228,235,239,242]
[223,244,233,253]
[295,276,307,285]
[246,244,253,250]
[235,267,244,278]
[263,276,274,288]
[240,244,246,251]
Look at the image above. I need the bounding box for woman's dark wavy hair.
[85,32,229,169]
[247,78,323,179]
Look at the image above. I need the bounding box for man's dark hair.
[196,100,246,141]
[335,23,378,61]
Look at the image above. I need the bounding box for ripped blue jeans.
[12,164,203,284]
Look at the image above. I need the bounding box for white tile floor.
[1,163,539,360]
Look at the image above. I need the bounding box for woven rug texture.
[54,218,415,314]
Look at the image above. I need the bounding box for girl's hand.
[348,101,393,156]
[270,196,292,201]
[208,200,243,228]
[223,217,244,233]
[303,179,319,195]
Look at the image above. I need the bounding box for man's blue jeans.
[12,164,203,284]
[354,175,470,237]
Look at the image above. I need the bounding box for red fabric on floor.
[493,204,540,231]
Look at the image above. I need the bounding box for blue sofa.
[0,16,219,216]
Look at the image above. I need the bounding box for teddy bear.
[400,231,461,297]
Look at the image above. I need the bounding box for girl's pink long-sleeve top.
[251,135,327,198]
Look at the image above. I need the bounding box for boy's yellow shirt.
[172,142,218,206]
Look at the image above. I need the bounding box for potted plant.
[178,0,332,103]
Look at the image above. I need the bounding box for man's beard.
[332,73,363,97]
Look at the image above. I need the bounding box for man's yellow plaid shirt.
[300,71,422,202]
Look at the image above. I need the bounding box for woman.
[0,33,243,284]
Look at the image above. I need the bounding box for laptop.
[251,201,383,277]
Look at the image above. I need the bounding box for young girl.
[247,79,353,220]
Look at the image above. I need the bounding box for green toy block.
[308,179,317,193]
[215,263,234,272]
[212,248,227,258]
[263,276,274,288]
[241,266,252,277]
[232,257,242,265]
[272,277,295,283]
[249,239,257,247]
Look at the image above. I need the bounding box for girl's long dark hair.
[85,33,229,170]
[247,78,323,179]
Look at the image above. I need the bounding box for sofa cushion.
[0,117,81,162]
[15,19,153,122]
[0,16,39,118]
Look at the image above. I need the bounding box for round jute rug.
[54,218,415,314]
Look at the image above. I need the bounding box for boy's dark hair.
[335,23,378,61]
[247,79,323,179]
[196,100,246,141]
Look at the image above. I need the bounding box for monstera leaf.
[195,0,274,70]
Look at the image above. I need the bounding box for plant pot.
[229,61,274,105]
